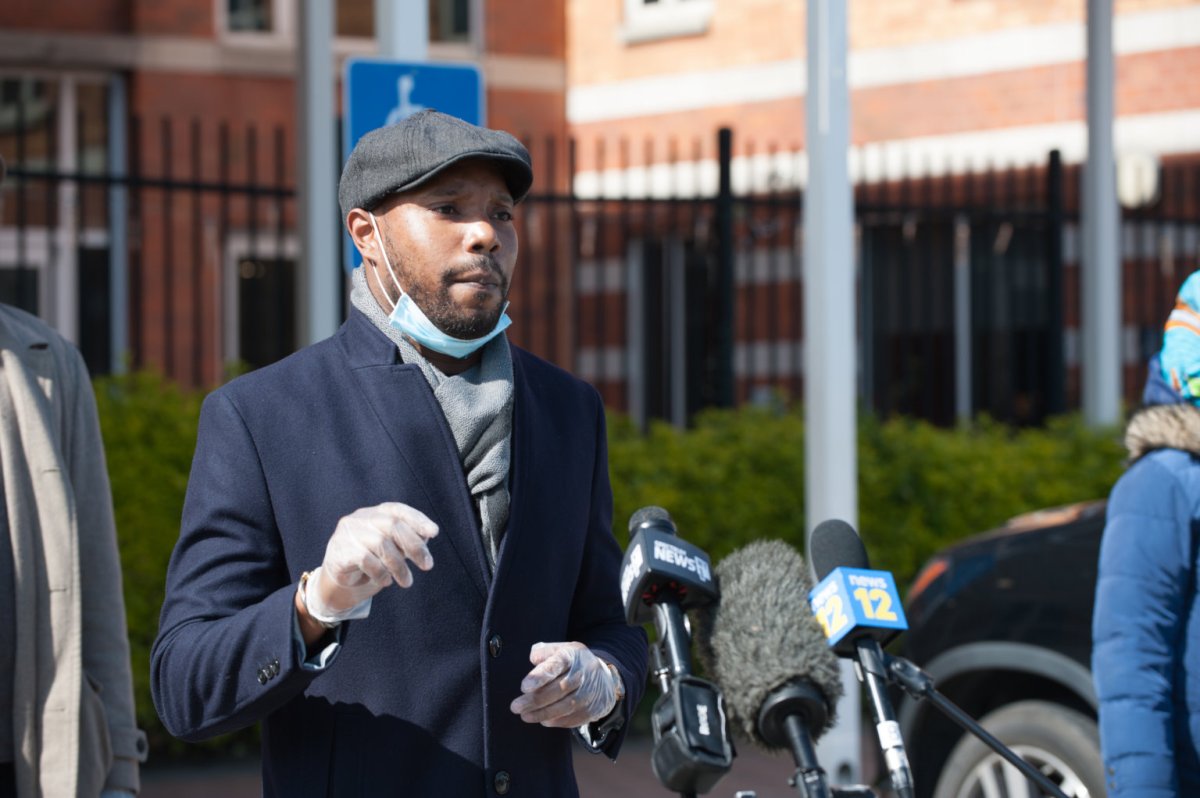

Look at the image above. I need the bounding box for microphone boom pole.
[885,655,1070,798]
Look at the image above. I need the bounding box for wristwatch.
[299,570,341,630]
[603,659,626,706]
[589,659,626,742]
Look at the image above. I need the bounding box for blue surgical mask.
[368,213,512,359]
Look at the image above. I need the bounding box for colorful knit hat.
[1161,270,1200,404]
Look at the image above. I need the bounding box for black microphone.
[620,507,732,796]
[692,540,844,798]
[810,519,915,798]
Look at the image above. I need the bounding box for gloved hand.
[509,642,621,727]
[305,502,439,623]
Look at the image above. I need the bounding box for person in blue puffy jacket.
[1092,269,1200,797]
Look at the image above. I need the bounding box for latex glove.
[306,502,439,622]
[509,642,620,727]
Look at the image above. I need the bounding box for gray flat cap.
[338,109,533,221]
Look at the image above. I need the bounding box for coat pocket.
[78,671,114,795]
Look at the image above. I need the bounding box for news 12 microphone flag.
[808,566,909,654]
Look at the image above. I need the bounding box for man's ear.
[346,208,379,261]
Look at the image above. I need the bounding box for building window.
[220,0,470,48]
[222,233,299,372]
[227,0,274,33]
[621,0,714,44]
[218,0,294,42]
[0,74,112,364]
[430,0,470,43]
[237,255,296,371]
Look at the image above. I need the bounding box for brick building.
[0,0,567,386]
[0,1,1197,423]
[569,0,1197,188]
[564,0,1200,422]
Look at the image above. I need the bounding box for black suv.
[897,500,1108,798]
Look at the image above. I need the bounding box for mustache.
[442,256,505,285]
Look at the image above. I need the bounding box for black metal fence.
[2,79,1199,426]
[0,74,296,388]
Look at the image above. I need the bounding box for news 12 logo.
[808,567,908,649]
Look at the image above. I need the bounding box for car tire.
[931,700,1104,798]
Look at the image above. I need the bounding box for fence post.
[715,127,734,407]
[1046,149,1065,415]
[107,75,129,374]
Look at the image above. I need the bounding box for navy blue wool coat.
[151,309,648,797]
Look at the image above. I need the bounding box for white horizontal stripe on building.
[567,6,1200,123]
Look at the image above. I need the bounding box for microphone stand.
[883,654,1070,798]
[855,641,915,798]
[649,603,733,798]
[758,683,833,798]
[783,714,830,798]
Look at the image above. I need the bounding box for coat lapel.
[342,312,491,602]
[0,313,82,796]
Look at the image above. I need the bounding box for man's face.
[371,159,518,339]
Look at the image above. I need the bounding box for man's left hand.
[510,642,619,727]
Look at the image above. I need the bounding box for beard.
[385,247,510,339]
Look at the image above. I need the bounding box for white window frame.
[621,0,715,45]
[215,1,479,61]
[215,0,296,47]
[221,230,299,366]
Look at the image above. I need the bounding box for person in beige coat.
[0,154,146,796]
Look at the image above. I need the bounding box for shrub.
[610,407,1126,590]
[95,371,257,761]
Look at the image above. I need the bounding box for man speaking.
[151,110,648,796]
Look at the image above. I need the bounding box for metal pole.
[953,215,971,423]
[1046,150,1065,416]
[298,0,339,345]
[107,75,128,373]
[716,128,735,408]
[56,76,79,342]
[1082,0,1121,425]
[804,0,861,784]
[804,0,857,541]
[375,0,429,61]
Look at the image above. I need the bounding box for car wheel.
[931,700,1104,798]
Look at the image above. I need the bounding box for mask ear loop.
[367,212,405,312]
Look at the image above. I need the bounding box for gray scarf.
[350,267,514,572]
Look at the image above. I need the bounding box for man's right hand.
[308,502,439,619]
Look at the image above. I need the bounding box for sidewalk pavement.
[139,734,807,798]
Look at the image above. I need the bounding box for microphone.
[692,540,843,798]
[620,507,732,796]
[809,520,915,798]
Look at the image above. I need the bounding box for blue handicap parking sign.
[341,59,485,271]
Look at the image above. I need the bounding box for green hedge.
[94,374,1127,761]
[609,405,1127,588]
[93,371,259,760]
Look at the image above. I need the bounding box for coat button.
[493,770,511,794]
[269,660,280,676]
[257,670,268,685]
[488,634,503,658]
